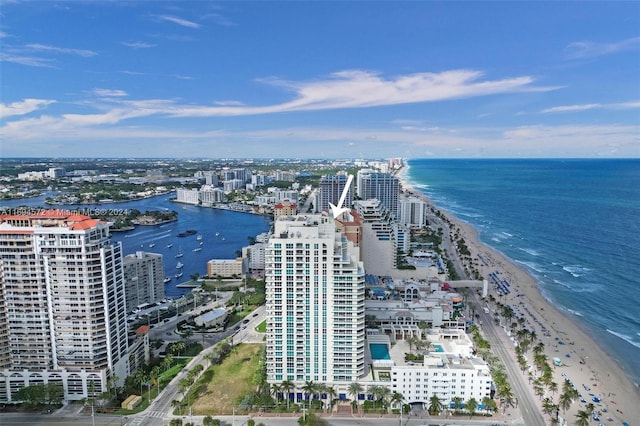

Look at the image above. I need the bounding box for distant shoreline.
[397,163,640,421]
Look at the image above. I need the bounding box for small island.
[103,209,178,231]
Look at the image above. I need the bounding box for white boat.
[196,234,203,241]
[175,272,183,278]
[167,243,173,248]
[149,243,155,248]
[215,232,220,237]
[164,277,171,284]
[193,247,202,252]
[176,262,183,269]
[175,247,183,258]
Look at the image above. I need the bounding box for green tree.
[482,396,497,414]
[14,383,63,407]
[348,382,364,412]
[325,385,337,411]
[452,396,463,413]
[428,394,443,415]
[280,380,295,409]
[574,409,590,426]
[171,399,182,415]
[202,416,217,426]
[558,391,574,414]
[465,397,478,418]
[297,412,327,426]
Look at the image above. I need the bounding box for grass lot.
[191,343,262,415]
[255,320,266,333]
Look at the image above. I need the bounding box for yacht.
[193,247,202,252]
[176,261,184,269]
[167,243,173,248]
[164,277,171,284]
[196,234,203,241]
[149,243,155,248]
[175,271,183,279]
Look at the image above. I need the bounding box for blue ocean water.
[0,194,271,298]
[407,158,640,384]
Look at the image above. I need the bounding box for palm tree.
[280,380,294,409]
[500,388,516,411]
[271,383,281,404]
[452,396,463,414]
[558,391,574,414]
[428,395,443,415]
[533,342,545,356]
[367,385,381,411]
[171,399,182,415]
[314,383,327,410]
[134,369,148,397]
[325,386,337,412]
[348,382,364,412]
[465,398,478,418]
[377,386,391,413]
[585,402,595,416]
[301,380,316,407]
[203,352,215,367]
[179,377,192,406]
[171,341,186,356]
[163,354,174,371]
[406,335,420,352]
[483,397,498,414]
[574,409,590,426]
[390,392,404,413]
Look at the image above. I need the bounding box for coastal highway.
[476,299,545,426]
[432,205,544,425]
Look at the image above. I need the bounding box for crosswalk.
[125,411,166,426]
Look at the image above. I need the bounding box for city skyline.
[1,1,639,158]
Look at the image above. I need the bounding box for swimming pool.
[433,344,444,352]
[370,343,391,360]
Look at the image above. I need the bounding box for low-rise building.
[207,258,244,277]
[194,308,227,328]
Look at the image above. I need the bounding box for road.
[428,208,544,426]
[0,412,517,426]
[127,304,267,426]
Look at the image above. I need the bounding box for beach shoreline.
[397,164,640,423]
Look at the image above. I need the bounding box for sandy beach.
[397,165,640,424]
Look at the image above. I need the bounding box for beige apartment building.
[0,211,130,402]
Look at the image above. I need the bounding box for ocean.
[406,158,640,385]
[0,194,272,298]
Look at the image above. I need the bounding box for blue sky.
[1,1,638,158]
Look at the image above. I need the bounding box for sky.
[0,1,639,159]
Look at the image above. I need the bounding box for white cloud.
[0,31,8,39]
[93,88,128,98]
[121,41,156,49]
[169,69,557,117]
[0,99,55,118]
[157,15,201,29]
[541,101,640,113]
[119,70,193,80]
[26,43,97,57]
[0,51,57,68]
[213,100,245,106]
[565,36,640,59]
